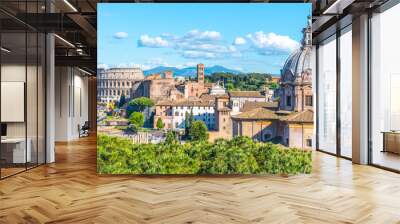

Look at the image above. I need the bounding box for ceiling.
[1,0,392,74]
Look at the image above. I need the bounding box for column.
[352,14,369,164]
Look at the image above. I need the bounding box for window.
[306,139,312,147]
[264,133,271,140]
[305,95,313,106]
[340,26,352,158]
[370,4,400,170]
[175,112,179,116]
[1,8,46,178]
[286,95,292,107]
[318,35,337,154]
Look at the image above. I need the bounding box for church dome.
[281,46,311,79]
[209,82,226,95]
[281,19,312,82]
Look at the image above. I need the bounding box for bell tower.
[215,95,232,138]
[197,63,205,83]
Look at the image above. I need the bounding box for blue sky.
[98,3,311,74]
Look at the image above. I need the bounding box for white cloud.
[138,35,169,48]
[184,29,221,41]
[177,43,232,54]
[135,29,298,60]
[112,59,200,71]
[247,31,299,54]
[136,29,237,59]
[182,51,216,59]
[113,32,128,39]
[233,37,246,45]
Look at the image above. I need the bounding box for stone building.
[136,76,184,101]
[97,68,144,103]
[231,22,314,149]
[154,94,233,141]
[209,95,232,141]
[153,100,215,130]
[228,91,268,115]
[279,22,313,112]
[134,64,210,101]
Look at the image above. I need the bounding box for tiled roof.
[217,107,232,112]
[199,94,216,101]
[241,101,279,112]
[229,91,264,98]
[281,109,314,123]
[215,94,229,99]
[232,107,314,123]
[232,107,280,120]
[156,99,214,107]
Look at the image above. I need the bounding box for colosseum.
[97,68,144,103]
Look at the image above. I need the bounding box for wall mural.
[97,3,313,174]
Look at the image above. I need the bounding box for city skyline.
[98,3,311,74]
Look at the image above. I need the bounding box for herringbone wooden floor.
[1,136,400,224]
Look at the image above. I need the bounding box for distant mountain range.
[143,65,243,77]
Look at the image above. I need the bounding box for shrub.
[97,135,312,175]
[189,120,209,141]
[129,112,144,128]
[156,117,165,130]
[128,97,154,113]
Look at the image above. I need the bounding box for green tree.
[189,110,194,125]
[189,120,209,141]
[269,82,279,90]
[184,111,190,136]
[129,112,144,128]
[165,131,178,144]
[156,117,165,130]
[128,97,154,112]
[118,94,126,108]
[226,83,234,90]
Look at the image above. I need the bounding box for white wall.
[55,67,89,141]
[1,64,27,143]
[171,106,215,129]
[370,4,400,160]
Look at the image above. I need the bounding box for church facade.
[231,21,314,149]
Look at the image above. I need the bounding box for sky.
[98,3,311,74]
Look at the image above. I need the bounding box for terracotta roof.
[145,74,161,80]
[241,101,279,112]
[229,91,264,98]
[156,100,174,106]
[281,110,314,123]
[215,94,229,99]
[204,83,214,88]
[232,107,280,120]
[199,94,216,101]
[156,99,214,107]
[217,107,232,112]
